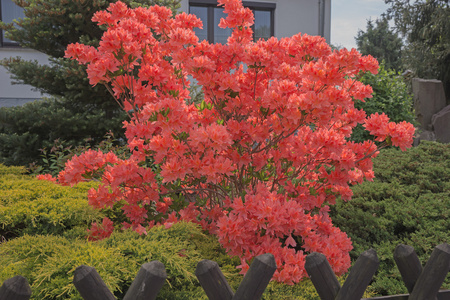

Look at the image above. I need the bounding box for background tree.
[0,0,180,166]
[384,0,450,100]
[355,18,404,71]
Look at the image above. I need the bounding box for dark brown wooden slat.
[73,265,116,300]
[305,252,341,300]
[123,261,167,300]
[336,249,379,300]
[393,244,423,293]
[0,276,31,300]
[409,243,450,300]
[195,259,234,300]
[362,289,450,300]
[232,253,277,300]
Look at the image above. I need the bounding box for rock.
[413,130,436,146]
[412,78,447,130]
[431,105,450,143]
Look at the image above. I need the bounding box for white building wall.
[0,48,49,107]
[1,0,331,107]
[179,0,331,41]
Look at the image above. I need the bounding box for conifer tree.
[384,0,450,99]
[355,18,403,71]
[0,0,180,166]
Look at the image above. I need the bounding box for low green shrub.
[0,235,134,300]
[0,165,101,240]
[0,223,238,300]
[28,132,131,177]
[330,141,450,295]
[0,221,324,299]
[0,164,27,176]
[0,221,369,299]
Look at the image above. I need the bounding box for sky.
[331,0,390,49]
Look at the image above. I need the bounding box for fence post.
[0,275,31,300]
[73,265,116,300]
[335,248,379,300]
[123,261,167,300]
[305,252,341,300]
[409,243,450,300]
[393,244,422,293]
[233,253,277,300]
[196,259,234,300]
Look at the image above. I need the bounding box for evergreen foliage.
[0,166,101,240]
[0,98,124,166]
[355,18,403,71]
[330,141,450,296]
[0,0,181,166]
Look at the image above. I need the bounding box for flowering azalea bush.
[47,0,415,284]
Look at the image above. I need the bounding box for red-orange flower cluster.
[55,0,415,283]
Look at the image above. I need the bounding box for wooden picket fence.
[0,244,448,300]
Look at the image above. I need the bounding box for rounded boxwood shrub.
[330,141,450,296]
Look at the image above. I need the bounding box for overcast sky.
[331,0,390,49]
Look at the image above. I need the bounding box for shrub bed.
[1,141,449,298]
[0,223,323,299]
[0,164,322,299]
[330,141,450,295]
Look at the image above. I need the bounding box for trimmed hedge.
[330,141,450,296]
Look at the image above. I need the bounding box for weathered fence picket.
[336,248,379,300]
[393,244,423,293]
[122,261,167,300]
[195,259,235,300]
[0,244,448,300]
[305,249,379,300]
[409,243,450,300]
[73,265,116,300]
[304,252,341,300]
[0,275,31,300]
[233,253,277,299]
[305,243,450,300]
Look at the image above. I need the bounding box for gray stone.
[412,78,447,130]
[431,105,450,143]
[413,130,436,146]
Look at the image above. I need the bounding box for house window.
[0,0,24,47]
[189,1,275,44]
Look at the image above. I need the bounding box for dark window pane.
[213,7,232,44]
[1,0,25,44]
[254,10,271,41]
[190,6,208,42]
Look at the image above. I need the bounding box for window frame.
[189,0,275,43]
[0,0,24,48]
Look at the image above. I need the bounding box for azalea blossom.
[53,0,417,284]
